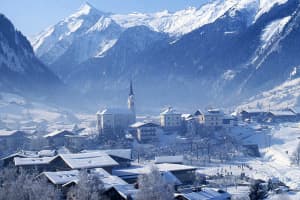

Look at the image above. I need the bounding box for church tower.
[128,80,135,114]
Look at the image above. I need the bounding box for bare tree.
[0,168,61,200]
[67,170,106,200]
[291,142,300,166]
[135,166,174,200]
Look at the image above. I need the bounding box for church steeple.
[129,80,134,96]
[128,80,135,114]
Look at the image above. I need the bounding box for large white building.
[160,107,182,131]
[97,81,136,135]
[204,109,225,129]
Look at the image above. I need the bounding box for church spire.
[129,80,134,96]
[128,80,135,114]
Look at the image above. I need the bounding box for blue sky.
[0,0,209,37]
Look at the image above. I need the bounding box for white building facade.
[160,107,182,131]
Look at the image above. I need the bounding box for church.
[96,81,136,135]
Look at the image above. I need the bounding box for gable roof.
[0,130,27,137]
[81,149,132,161]
[56,152,119,169]
[194,110,204,116]
[14,156,56,166]
[161,107,181,115]
[97,108,133,115]
[41,170,79,185]
[130,122,159,128]
[43,130,74,138]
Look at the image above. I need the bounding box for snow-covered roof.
[156,163,198,172]
[1,151,39,160]
[182,114,193,119]
[38,150,56,157]
[81,149,132,160]
[14,156,56,166]
[0,130,27,137]
[113,163,197,177]
[194,110,204,116]
[205,109,224,116]
[160,107,181,115]
[270,110,296,116]
[130,122,159,128]
[97,108,133,115]
[108,184,138,199]
[41,168,127,187]
[176,188,231,200]
[57,152,119,169]
[155,155,184,164]
[41,170,79,185]
[43,130,74,138]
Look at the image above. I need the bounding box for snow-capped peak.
[70,2,103,18]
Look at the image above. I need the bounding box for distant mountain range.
[2,0,300,110]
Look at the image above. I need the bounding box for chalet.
[104,184,138,200]
[40,168,126,189]
[43,130,75,147]
[175,188,231,200]
[113,163,198,184]
[0,130,30,151]
[130,122,160,143]
[155,155,184,165]
[81,149,133,168]
[268,110,298,122]
[194,110,205,124]
[238,110,269,122]
[1,150,38,167]
[48,152,119,173]
[14,156,56,172]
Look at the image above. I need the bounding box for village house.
[0,130,30,153]
[43,130,75,147]
[97,82,136,135]
[113,163,198,185]
[48,152,119,173]
[81,149,133,168]
[239,109,298,123]
[130,122,160,143]
[194,110,205,124]
[160,107,182,132]
[204,109,225,129]
[14,156,56,172]
[104,184,138,200]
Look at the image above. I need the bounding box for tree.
[291,142,300,166]
[249,180,268,200]
[0,168,61,200]
[67,170,106,200]
[135,166,174,200]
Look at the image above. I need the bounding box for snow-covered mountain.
[30,0,300,108]
[31,0,265,70]
[238,76,300,111]
[0,14,61,97]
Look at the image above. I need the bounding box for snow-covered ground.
[198,122,300,199]
[0,92,94,133]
